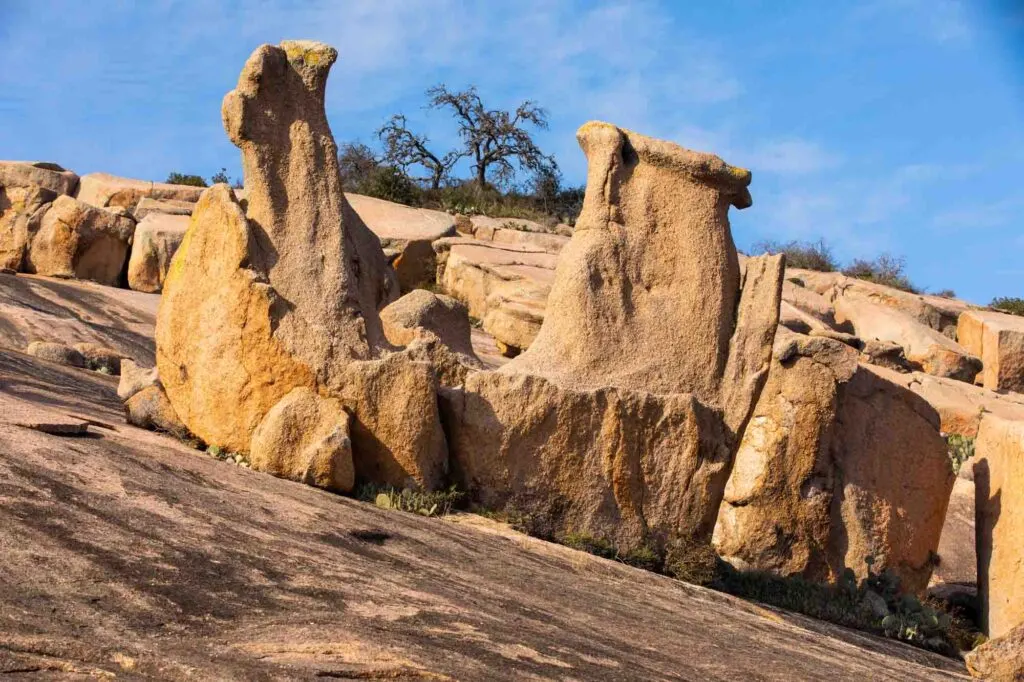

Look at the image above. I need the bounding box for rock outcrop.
[713,330,955,593]
[75,172,204,210]
[131,197,194,221]
[156,41,441,491]
[0,184,56,271]
[0,161,79,196]
[437,237,558,354]
[958,309,1024,393]
[346,193,456,293]
[25,195,135,286]
[832,290,981,382]
[974,414,1024,638]
[126,212,188,293]
[26,340,85,368]
[445,122,782,554]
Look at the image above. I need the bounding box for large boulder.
[445,122,782,553]
[792,268,974,339]
[713,330,955,594]
[0,184,54,270]
[974,414,1024,638]
[0,161,79,196]
[127,212,189,293]
[346,193,456,293]
[958,309,1024,393]
[444,372,731,552]
[25,195,135,286]
[156,42,440,488]
[965,622,1024,681]
[75,172,204,210]
[338,352,448,490]
[250,387,354,493]
[380,289,483,386]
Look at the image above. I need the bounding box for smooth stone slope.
[0,348,967,680]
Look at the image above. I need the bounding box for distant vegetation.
[165,172,207,187]
[991,296,1024,317]
[337,84,585,226]
[165,168,243,188]
[752,239,921,293]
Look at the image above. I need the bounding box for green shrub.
[752,239,839,272]
[990,296,1024,317]
[165,172,208,187]
[209,168,231,185]
[664,537,718,586]
[357,484,465,518]
[713,556,979,656]
[356,165,422,206]
[560,531,662,570]
[947,434,975,475]
[933,289,957,299]
[842,254,919,293]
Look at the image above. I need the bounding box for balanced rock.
[26,195,135,286]
[445,122,782,554]
[974,414,1024,638]
[713,329,955,594]
[156,42,441,491]
[127,212,189,293]
[958,309,1024,393]
[250,387,354,493]
[76,172,204,210]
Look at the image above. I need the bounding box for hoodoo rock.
[713,329,955,594]
[25,195,135,286]
[156,41,442,488]
[444,122,783,554]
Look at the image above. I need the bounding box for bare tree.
[337,142,381,193]
[426,84,557,188]
[377,114,464,190]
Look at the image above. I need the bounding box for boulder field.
[1,38,1023,678]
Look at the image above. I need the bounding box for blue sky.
[1,1,1021,303]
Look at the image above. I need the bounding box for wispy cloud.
[742,139,840,175]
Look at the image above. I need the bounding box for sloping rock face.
[25,195,135,286]
[714,330,955,594]
[0,271,158,366]
[889,371,1024,438]
[446,122,782,554]
[958,310,1024,393]
[157,42,441,490]
[974,414,1024,638]
[126,212,188,293]
[0,350,966,680]
[832,291,980,382]
[131,196,194,220]
[75,172,204,210]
